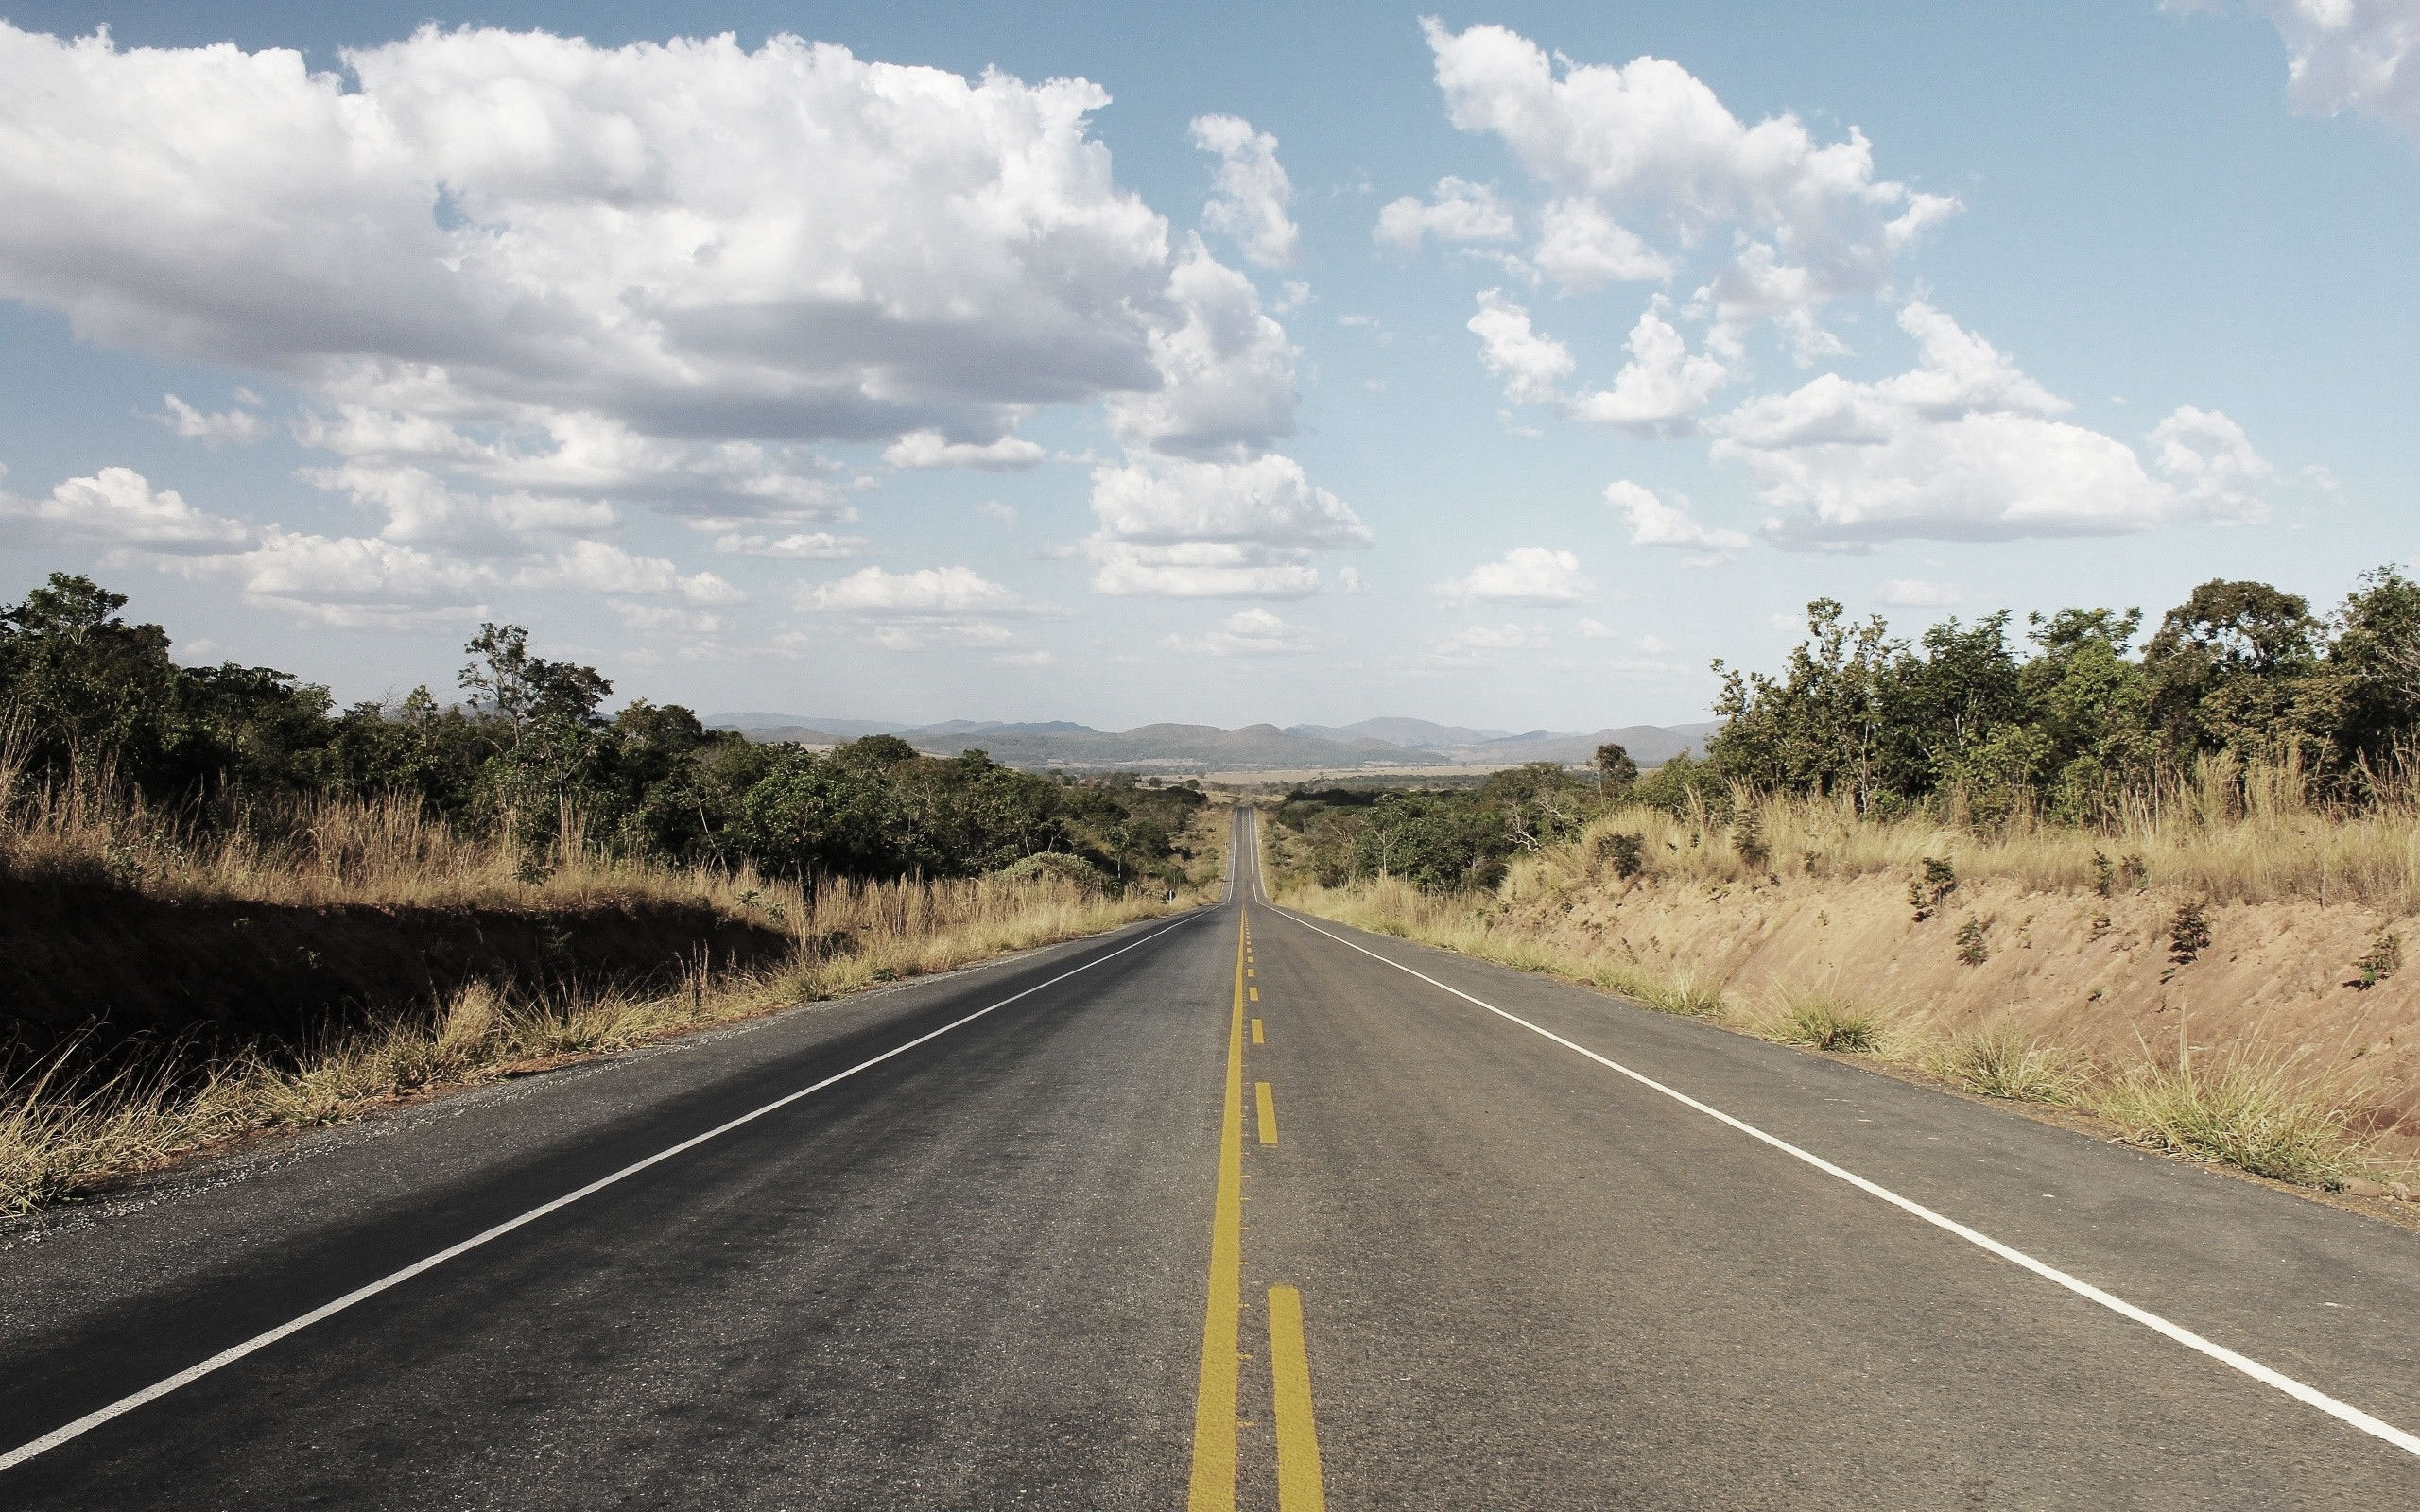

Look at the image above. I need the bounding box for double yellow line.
[1188,910,1324,1511]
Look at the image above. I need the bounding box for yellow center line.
[1255,1082,1279,1146]
[1269,1286,1326,1511]
[1250,986,1260,1003]
[1251,1018,1264,1045]
[1186,914,1249,1511]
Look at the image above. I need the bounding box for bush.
[1909,856,1956,921]
[2350,932,2402,990]
[1596,830,1645,879]
[1955,917,1989,966]
[2168,901,2212,965]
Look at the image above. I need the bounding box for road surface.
[4,805,2416,1507]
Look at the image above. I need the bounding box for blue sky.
[1,1,2412,729]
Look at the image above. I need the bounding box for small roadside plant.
[2119,853,2151,892]
[2098,1038,2361,1188]
[1734,811,1770,870]
[2168,901,2213,966]
[1772,989,1881,1053]
[1909,856,1957,922]
[1596,831,1645,880]
[2092,850,2116,898]
[1955,917,1990,967]
[2350,932,2403,990]
[1930,1023,2087,1104]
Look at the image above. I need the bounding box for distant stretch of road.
[4,806,2417,1507]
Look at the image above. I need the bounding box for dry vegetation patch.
[0,789,1227,1214]
[1270,793,2420,1194]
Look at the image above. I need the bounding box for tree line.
[0,573,1205,887]
[1701,570,2420,823]
[1272,569,2420,893]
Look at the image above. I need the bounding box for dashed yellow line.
[1255,1082,1279,1146]
[1269,1285,1326,1511]
[1251,1018,1265,1045]
[1185,915,1248,1511]
[1250,986,1260,1003]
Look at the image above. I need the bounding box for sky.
[0,1,2413,730]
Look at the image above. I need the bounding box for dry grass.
[0,770,1227,1214]
[1289,872,1725,1018]
[1276,859,2402,1193]
[1496,758,2420,912]
[2098,1035,2369,1188]
[0,732,786,919]
[1761,987,1884,1054]
[0,868,1189,1213]
[1927,1023,2091,1105]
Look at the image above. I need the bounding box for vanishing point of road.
[4,807,2417,1507]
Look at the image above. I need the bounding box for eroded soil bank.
[1490,868,2420,1160]
[0,877,792,1077]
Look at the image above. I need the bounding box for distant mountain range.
[705,712,1719,773]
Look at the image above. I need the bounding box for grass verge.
[1277,872,2400,1196]
[1,872,1191,1214]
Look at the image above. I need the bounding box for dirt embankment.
[1507,870,2420,1159]
[0,877,793,1076]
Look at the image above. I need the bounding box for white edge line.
[1264,904,2420,1460]
[0,910,1209,1476]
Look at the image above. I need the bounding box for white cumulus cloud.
[882,430,1047,472]
[0,465,251,553]
[155,393,267,444]
[1105,237,1299,459]
[803,564,1035,616]
[799,563,1050,652]
[711,530,869,558]
[516,540,743,604]
[2187,0,2420,145]
[1374,176,1519,253]
[1085,453,1370,598]
[1161,607,1320,657]
[1191,113,1299,267]
[0,20,1310,610]
[1468,290,1575,407]
[1434,547,1593,607]
[1604,479,1753,556]
[1564,301,1734,437]
[1713,303,2269,547]
[1420,20,1958,326]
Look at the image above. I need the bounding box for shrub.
[1955,917,1990,966]
[2168,901,2212,965]
[1596,830,1646,880]
[2350,931,2403,990]
[1734,811,1770,869]
[1909,856,1957,921]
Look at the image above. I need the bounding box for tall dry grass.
[0,746,1223,1212]
[0,869,1192,1213]
[0,734,778,918]
[1271,799,2408,1193]
[1490,758,2420,913]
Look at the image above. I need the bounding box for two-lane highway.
[5,803,2418,1507]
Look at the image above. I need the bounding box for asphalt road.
[5,805,2418,1508]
